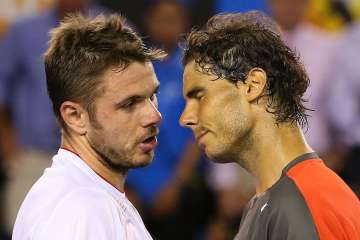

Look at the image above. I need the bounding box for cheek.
[199,97,221,118]
[101,110,137,131]
[218,101,252,140]
[201,96,239,125]
[92,107,142,145]
[109,124,135,144]
[98,118,136,146]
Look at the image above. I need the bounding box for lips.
[196,130,209,144]
[139,136,158,153]
[139,129,159,153]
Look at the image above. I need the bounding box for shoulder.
[262,175,319,239]
[284,159,360,239]
[235,177,319,240]
[33,188,124,240]
[285,158,357,202]
[54,187,119,218]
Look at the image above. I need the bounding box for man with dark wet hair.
[180,11,360,239]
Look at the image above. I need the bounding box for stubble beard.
[86,112,158,173]
[86,118,149,173]
[209,121,254,170]
[88,135,152,173]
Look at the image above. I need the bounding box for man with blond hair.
[13,14,164,240]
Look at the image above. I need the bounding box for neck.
[240,120,313,196]
[60,129,126,193]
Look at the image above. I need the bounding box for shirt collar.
[281,152,319,176]
[55,148,126,200]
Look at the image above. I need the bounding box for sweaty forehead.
[183,61,212,88]
[183,61,236,97]
[103,62,158,93]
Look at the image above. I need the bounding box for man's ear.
[60,101,88,135]
[243,68,267,102]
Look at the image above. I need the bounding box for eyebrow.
[185,86,204,98]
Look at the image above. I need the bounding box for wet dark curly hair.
[183,11,310,127]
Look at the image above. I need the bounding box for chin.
[204,143,236,163]
[132,152,154,168]
[208,155,235,164]
[204,147,235,164]
[129,160,151,169]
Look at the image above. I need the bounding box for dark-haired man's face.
[85,62,162,172]
[180,61,255,164]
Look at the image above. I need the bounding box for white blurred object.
[0,0,54,21]
[207,161,255,194]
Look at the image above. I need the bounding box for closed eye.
[186,87,205,101]
[150,89,160,101]
[116,97,142,110]
[195,92,204,100]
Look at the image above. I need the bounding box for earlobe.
[244,68,267,102]
[60,101,87,135]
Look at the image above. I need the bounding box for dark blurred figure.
[331,0,353,24]
[205,163,255,240]
[185,0,215,29]
[126,1,214,239]
[146,0,188,52]
[269,0,308,32]
[326,21,360,197]
[98,0,214,35]
[269,0,339,159]
[96,0,147,33]
[0,13,10,240]
[0,0,108,235]
[0,155,7,240]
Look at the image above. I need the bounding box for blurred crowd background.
[0,0,359,239]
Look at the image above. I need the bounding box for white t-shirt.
[12,149,153,240]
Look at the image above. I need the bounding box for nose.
[142,99,162,128]
[179,103,197,129]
